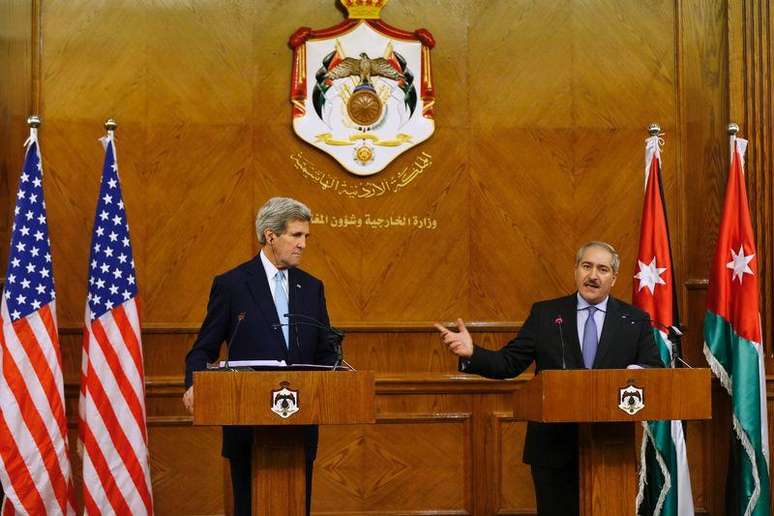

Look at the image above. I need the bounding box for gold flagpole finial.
[105,118,118,132]
[728,123,739,136]
[648,123,661,137]
[27,115,41,128]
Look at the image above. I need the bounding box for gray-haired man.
[184,197,337,515]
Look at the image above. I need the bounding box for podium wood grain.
[193,370,375,515]
[514,369,711,516]
[193,370,376,426]
[514,368,711,423]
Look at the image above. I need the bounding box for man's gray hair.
[255,197,312,245]
[575,241,620,273]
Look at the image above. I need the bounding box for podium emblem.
[271,381,300,419]
[618,383,645,415]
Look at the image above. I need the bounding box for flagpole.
[729,123,739,160]
[25,115,40,147]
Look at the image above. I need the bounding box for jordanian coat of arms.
[289,0,435,175]
[618,383,645,416]
[271,382,300,419]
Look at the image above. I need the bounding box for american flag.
[0,127,75,514]
[78,130,153,514]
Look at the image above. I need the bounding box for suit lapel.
[288,268,301,345]
[592,296,619,368]
[244,257,289,358]
[560,295,584,368]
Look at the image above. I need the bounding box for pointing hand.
[434,318,474,359]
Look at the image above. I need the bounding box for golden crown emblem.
[341,0,389,19]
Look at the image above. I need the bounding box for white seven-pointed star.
[634,257,667,294]
[726,244,755,283]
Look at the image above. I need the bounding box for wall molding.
[57,321,524,334]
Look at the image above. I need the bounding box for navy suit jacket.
[184,255,337,458]
[464,294,663,467]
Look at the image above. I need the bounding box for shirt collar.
[259,249,284,281]
[576,293,608,313]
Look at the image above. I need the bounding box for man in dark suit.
[183,197,337,516]
[435,241,662,516]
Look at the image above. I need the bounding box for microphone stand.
[283,313,348,370]
[222,312,246,370]
[626,314,693,368]
[554,316,567,370]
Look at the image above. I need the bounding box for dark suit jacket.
[464,294,662,467]
[184,255,337,458]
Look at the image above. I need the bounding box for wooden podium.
[193,368,375,515]
[513,368,711,515]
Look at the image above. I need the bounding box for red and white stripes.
[79,298,152,515]
[0,300,75,515]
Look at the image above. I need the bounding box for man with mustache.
[436,241,662,516]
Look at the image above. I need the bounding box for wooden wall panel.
[678,0,728,366]
[5,0,774,514]
[315,415,469,515]
[40,1,258,323]
[0,0,34,275]
[147,424,226,516]
[468,0,680,321]
[727,0,774,355]
[493,415,535,515]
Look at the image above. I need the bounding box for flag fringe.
[733,414,762,516]
[637,422,647,509]
[703,342,732,394]
[704,343,762,516]
[636,421,671,516]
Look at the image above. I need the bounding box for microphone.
[621,314,692,367]
[554,315,567,369]
[283,313,345,369]
[223,312,247,370]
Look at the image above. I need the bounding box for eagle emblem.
[324,52,405,85]
[271,381,300,419]
[618,383,645,415]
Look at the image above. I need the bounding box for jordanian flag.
[633,132,694,516]
[704,132,770,515]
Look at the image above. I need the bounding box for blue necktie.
[582,306,598,369]
[274,271,289,348]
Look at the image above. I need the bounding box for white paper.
[216,360,287,368]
